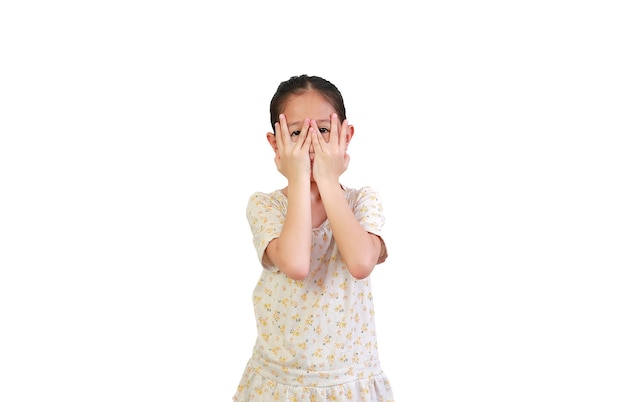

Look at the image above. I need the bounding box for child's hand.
[273,114,313,181]
[311,113,350,184]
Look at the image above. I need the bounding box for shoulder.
[246,189,286,211]
[342,185,383,203]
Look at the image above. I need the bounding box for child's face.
[267,89,353,182]
[281,90,335,144]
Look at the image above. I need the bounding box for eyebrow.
[287,119,331,128]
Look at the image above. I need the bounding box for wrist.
[315,177,341,192]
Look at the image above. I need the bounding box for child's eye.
[319,128,330,134]
[290,131,301,137]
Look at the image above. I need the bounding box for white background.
[1,1,625,401]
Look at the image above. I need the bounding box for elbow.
[281,263,310,280]
[346,250,380,280]
[346,260,376,280]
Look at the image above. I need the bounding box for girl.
[233,74,394,401]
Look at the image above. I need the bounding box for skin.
[265,90,385,280]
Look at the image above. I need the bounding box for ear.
[345,124,355,149]
[267,132,278,153]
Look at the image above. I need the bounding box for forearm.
[267,179,312,279]
[318,181,381,279]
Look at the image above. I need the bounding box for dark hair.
[269,74,346,131]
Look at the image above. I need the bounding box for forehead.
[282,91,336,123]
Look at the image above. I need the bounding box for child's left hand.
[311,113,350,184]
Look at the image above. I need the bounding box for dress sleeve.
[353,186,388,264]
[245,192,284,271]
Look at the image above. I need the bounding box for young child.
[233,74,394,401]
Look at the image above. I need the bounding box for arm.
[264,115,313,280]
[311,114,384,279]
[264,179,311,280]
[317,183,384,279]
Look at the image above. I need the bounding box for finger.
[310,120,324,151]
[330,113,340,146]
[303,125,313,150]
[338,117,349,151]
[274,120,285,154]
[310,125,322,152]
[295,118,311,149]
[278,114,291,146]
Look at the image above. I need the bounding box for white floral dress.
[233,186,394,402]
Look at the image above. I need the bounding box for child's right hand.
[273,114,313,181]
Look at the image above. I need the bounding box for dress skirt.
[233,352,394,402]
